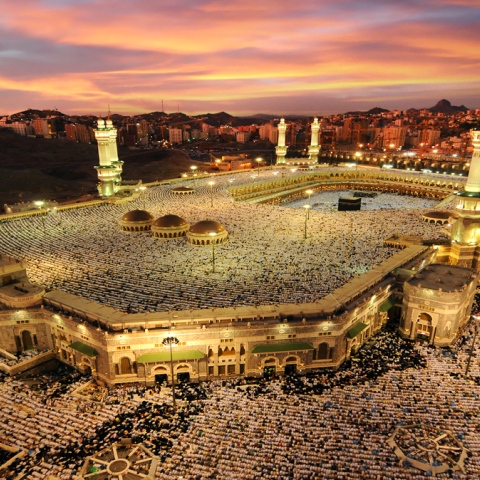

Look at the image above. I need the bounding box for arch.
[176,363,190,372]
[21,330,34,350]
[317,342,330,360]
[153,365,168,373]
[263,357,277,366]
[119,356,132,375]
[419,312,432,322]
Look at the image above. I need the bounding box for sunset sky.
[1,0,479,116]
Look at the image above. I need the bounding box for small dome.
[121,210,154,223]
[189,220,225,235]
[153,214,187,228]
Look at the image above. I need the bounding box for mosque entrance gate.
[155,374,168,385]
[263,366,276,378]
[284,364,297,376]
[177,372,190,383]
[416,313,433,342]
[176,364,191,383]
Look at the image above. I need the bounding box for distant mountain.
[13,108,67,119]
[367,107,389,115]
[197,111,235,127]
[344,107,389,115]
[242,113,309,120]
[428,99,468,114]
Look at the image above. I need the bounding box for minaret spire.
[448,129,480,268]
[275,118,287,164]
[307,117,320,164]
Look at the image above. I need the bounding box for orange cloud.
[1,0,478,115]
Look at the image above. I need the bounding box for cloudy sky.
[1,0,479,116]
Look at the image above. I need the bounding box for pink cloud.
[0,0,478,115]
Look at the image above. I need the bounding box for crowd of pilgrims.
[1,321,480,479]
[0,169,450,314]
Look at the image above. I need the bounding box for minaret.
[275,118,288,164]
[449,129,480,268]
[94,117,121,196]
[106,117,124,184]
[307,117,320,164]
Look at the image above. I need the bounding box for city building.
[169,127,183,144]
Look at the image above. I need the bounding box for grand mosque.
[0,118,479,388]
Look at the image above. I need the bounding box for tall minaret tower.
[307,117,320,164]
[94,117,121,196]
[449,129,480,268]
[106,116,124,184]
[275,118,288,164]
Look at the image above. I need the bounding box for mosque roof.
[189,219,225,235]
[407,264,477,292]
[121,210,154,223]
[153,214,188,228]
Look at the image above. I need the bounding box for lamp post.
[35,201,45,233]
[256,157,262,177]
[303,205,310,239]
[162,336,180,408]
[190,165,198,187]
[465,315,479,376]
[208,181,215,207]
[139,185,146,210]
[305,189,313,219]
[209,232,217,272]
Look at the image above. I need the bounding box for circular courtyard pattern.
[388,423,469,476]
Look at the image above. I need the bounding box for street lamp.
[255,157,262,176]
[208,181,215,207]
[305,189,313,219]
[209,232,217,272]
[303,205,310,239]
[465,315,479,376]
[190,165,198,187]
[162,336,180,408]
[139,185,146,210]
[35,201,45,233]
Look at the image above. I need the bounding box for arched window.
[317,343,329,360]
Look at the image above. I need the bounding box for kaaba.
[338,196,361,211]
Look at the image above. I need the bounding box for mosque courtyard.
[1,167,480,479]
[0,169,449,314]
